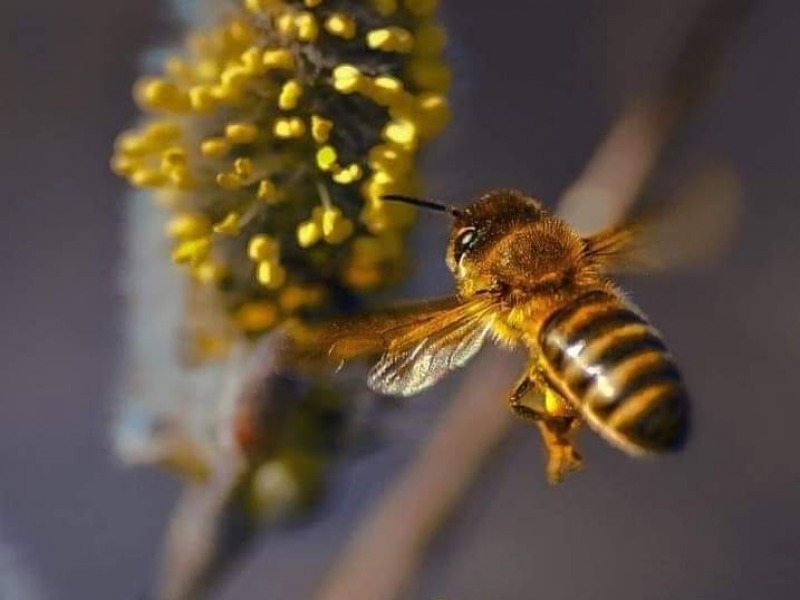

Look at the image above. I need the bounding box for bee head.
[444,190,547,275]
[382,190,554,292]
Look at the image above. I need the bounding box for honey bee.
[295,173,738,482]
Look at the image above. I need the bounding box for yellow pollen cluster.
[112,0,450,340]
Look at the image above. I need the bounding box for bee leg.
[507,369,584,483]
[508,373,544,422]
[536,416,583,484]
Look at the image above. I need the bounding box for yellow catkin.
[112,0,450,338]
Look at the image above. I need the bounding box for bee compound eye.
[454,227,478,263]
[457,227,476,249]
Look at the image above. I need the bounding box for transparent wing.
[584,164,742,274]
[368,314,494,396]
[295,294,498,396]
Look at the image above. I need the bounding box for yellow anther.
[110,155,138,177]
[233,157,254,178]
[257,179,278,203]
[278,80,303,110]
[413,22,447,56]
[137,79,191,113]
[115,133,155,158]
[262,49,295,70]
[172,237,211,266]
[200,137,230,158]
[321,207,342,237]
[220,65,251,94]
[194,59,219,81]
[225,123,259,144]
[170,166,196,190]
[274,117,306,138]
[304,0,323,7]
[366,28,414,53]
[368,144,411,176]
[276,13,297,36]
[257,261,287,289]
[240,47,265,74]
[189,86,217,112]
[280,285,324,311]
[226,17,256,45]
[316,146,338,171]
[166,213,212,239]
[235,302,278,332]
[372,0,397,16]
[296,221,322,247]
[131,169,169,188]
[161,147,187,169]
[245,0,281,14]
[144,122,181,143]
[193,261,227,285]
[408,59,452,92]
[370,76,407,105]
[324,14,356,39]
[361,202,389,233]
[320,207,355,243]
[213,212,243,235]
[403,0,438,17]
[324,217,354,244]
[332,64,363,94]
[415,93,450,137]
[294,12,319,42]
[311,115,333,143]
[248,235,279,261]
[216,172,243,190]
[332,163,363,185]
[383,120,417,149]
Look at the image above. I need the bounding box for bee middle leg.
[508,369,584,484]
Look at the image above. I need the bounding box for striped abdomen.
[539,290,689,454]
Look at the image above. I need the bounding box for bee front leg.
[508,368,584,484]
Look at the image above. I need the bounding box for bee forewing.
[367,321,492,397]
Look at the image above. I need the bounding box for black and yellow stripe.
[539,290,689,453]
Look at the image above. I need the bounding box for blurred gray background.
[1,0,799,598]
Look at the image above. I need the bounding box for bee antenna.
[381,194,462,218]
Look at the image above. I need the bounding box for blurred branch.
[316,349,521,600]
[560,0,754,233]
[312,2,752,600]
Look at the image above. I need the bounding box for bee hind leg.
[536,416,583,484]
[508,370,584,484]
